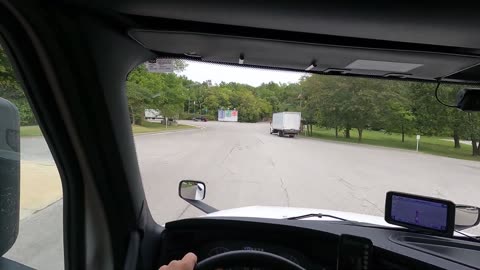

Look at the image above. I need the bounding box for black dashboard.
[159,217,480,270]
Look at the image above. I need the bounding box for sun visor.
[129,30,480,83]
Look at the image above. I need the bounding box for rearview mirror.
[0,98,20,256]
[179,180,206,201]
[455,205,480,230]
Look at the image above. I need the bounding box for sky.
[177,61,304,87]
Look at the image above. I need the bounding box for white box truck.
[270,112,301,137]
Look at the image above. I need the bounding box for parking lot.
[139,121,480,224]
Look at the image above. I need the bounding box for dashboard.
[159,217,480,270]
[160,223,336,269]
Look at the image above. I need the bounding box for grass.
[305,127,480,162]
[20,121,195,137]
[131,121,195,134]
[20,126,43,137]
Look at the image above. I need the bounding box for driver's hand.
[159,253,197,270]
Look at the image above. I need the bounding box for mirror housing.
[179,180,206,201]
[455,205,480,231]
[456,88,480,111]
[0,98,20,256]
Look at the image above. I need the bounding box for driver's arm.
[159,253,197,270]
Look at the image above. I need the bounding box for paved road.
[139,121,480,224]
[6,121,480,269]
[20,137,54,164]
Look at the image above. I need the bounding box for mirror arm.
[454,225,473,231]
[183,199,218,214]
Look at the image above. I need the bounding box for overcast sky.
[177,61,304,87]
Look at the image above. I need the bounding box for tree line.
[126,64,480,155]
[126,64,274,123]
[2,45,480,155]
[295,75,480,155]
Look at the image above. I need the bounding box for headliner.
[69,1,480,83]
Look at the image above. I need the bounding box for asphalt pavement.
[20,136,54,164]
[139,121,480,225]
[6,121,480,269]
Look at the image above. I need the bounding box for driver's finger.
[182,252,198,269]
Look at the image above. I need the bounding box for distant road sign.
[145,59,174,73]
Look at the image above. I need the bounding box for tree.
[1,45,36,125]
[126,81,151,125]
[126,65,188,124]
[299,75,385,141]
[468,113,480,156]
[381,82,415,142]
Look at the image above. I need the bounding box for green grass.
[131,122,195,134]
[305,127,480,162]
[20,126,43,137]
[20,122,195,137]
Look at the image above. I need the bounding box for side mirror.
[455,205,480,230]
[0,98,20,256]
[179,180,206,201]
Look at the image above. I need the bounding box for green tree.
[126,81,151,125]
[381,82,415,142]
[126,64,188,124]
[0,45,36,125]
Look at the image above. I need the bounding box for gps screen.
[390,194,449,231]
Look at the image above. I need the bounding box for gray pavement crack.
[337,177,355,190]
[362,198,384,214]
[337,177,366,191]
[270,157,276,167]
[279,177,290,207]
[222,145,238,164]
[177,204,191,219]
[348,191,384,215]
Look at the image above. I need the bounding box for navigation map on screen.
[391,195,448,231]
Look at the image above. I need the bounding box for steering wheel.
[195,250,305,270]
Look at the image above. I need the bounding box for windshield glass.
[130,59,480,235]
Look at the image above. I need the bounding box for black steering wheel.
[195,250,305,270]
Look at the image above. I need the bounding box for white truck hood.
[199,205,475,237]
[204,205,396,228]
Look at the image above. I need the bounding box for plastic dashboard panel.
[389,234,480,269]
[163,217,480,270]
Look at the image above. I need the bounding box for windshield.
[129,59,480,235]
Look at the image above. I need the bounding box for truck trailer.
[270,112,301,137]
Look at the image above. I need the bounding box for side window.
[1,44,63,269]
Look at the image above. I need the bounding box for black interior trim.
[1,2,164,269]
[127,15,480,57]
[129,29,480,84]
[0,3,87,269]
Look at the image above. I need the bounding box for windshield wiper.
[286,213,349,221]
[285,213,390,230]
